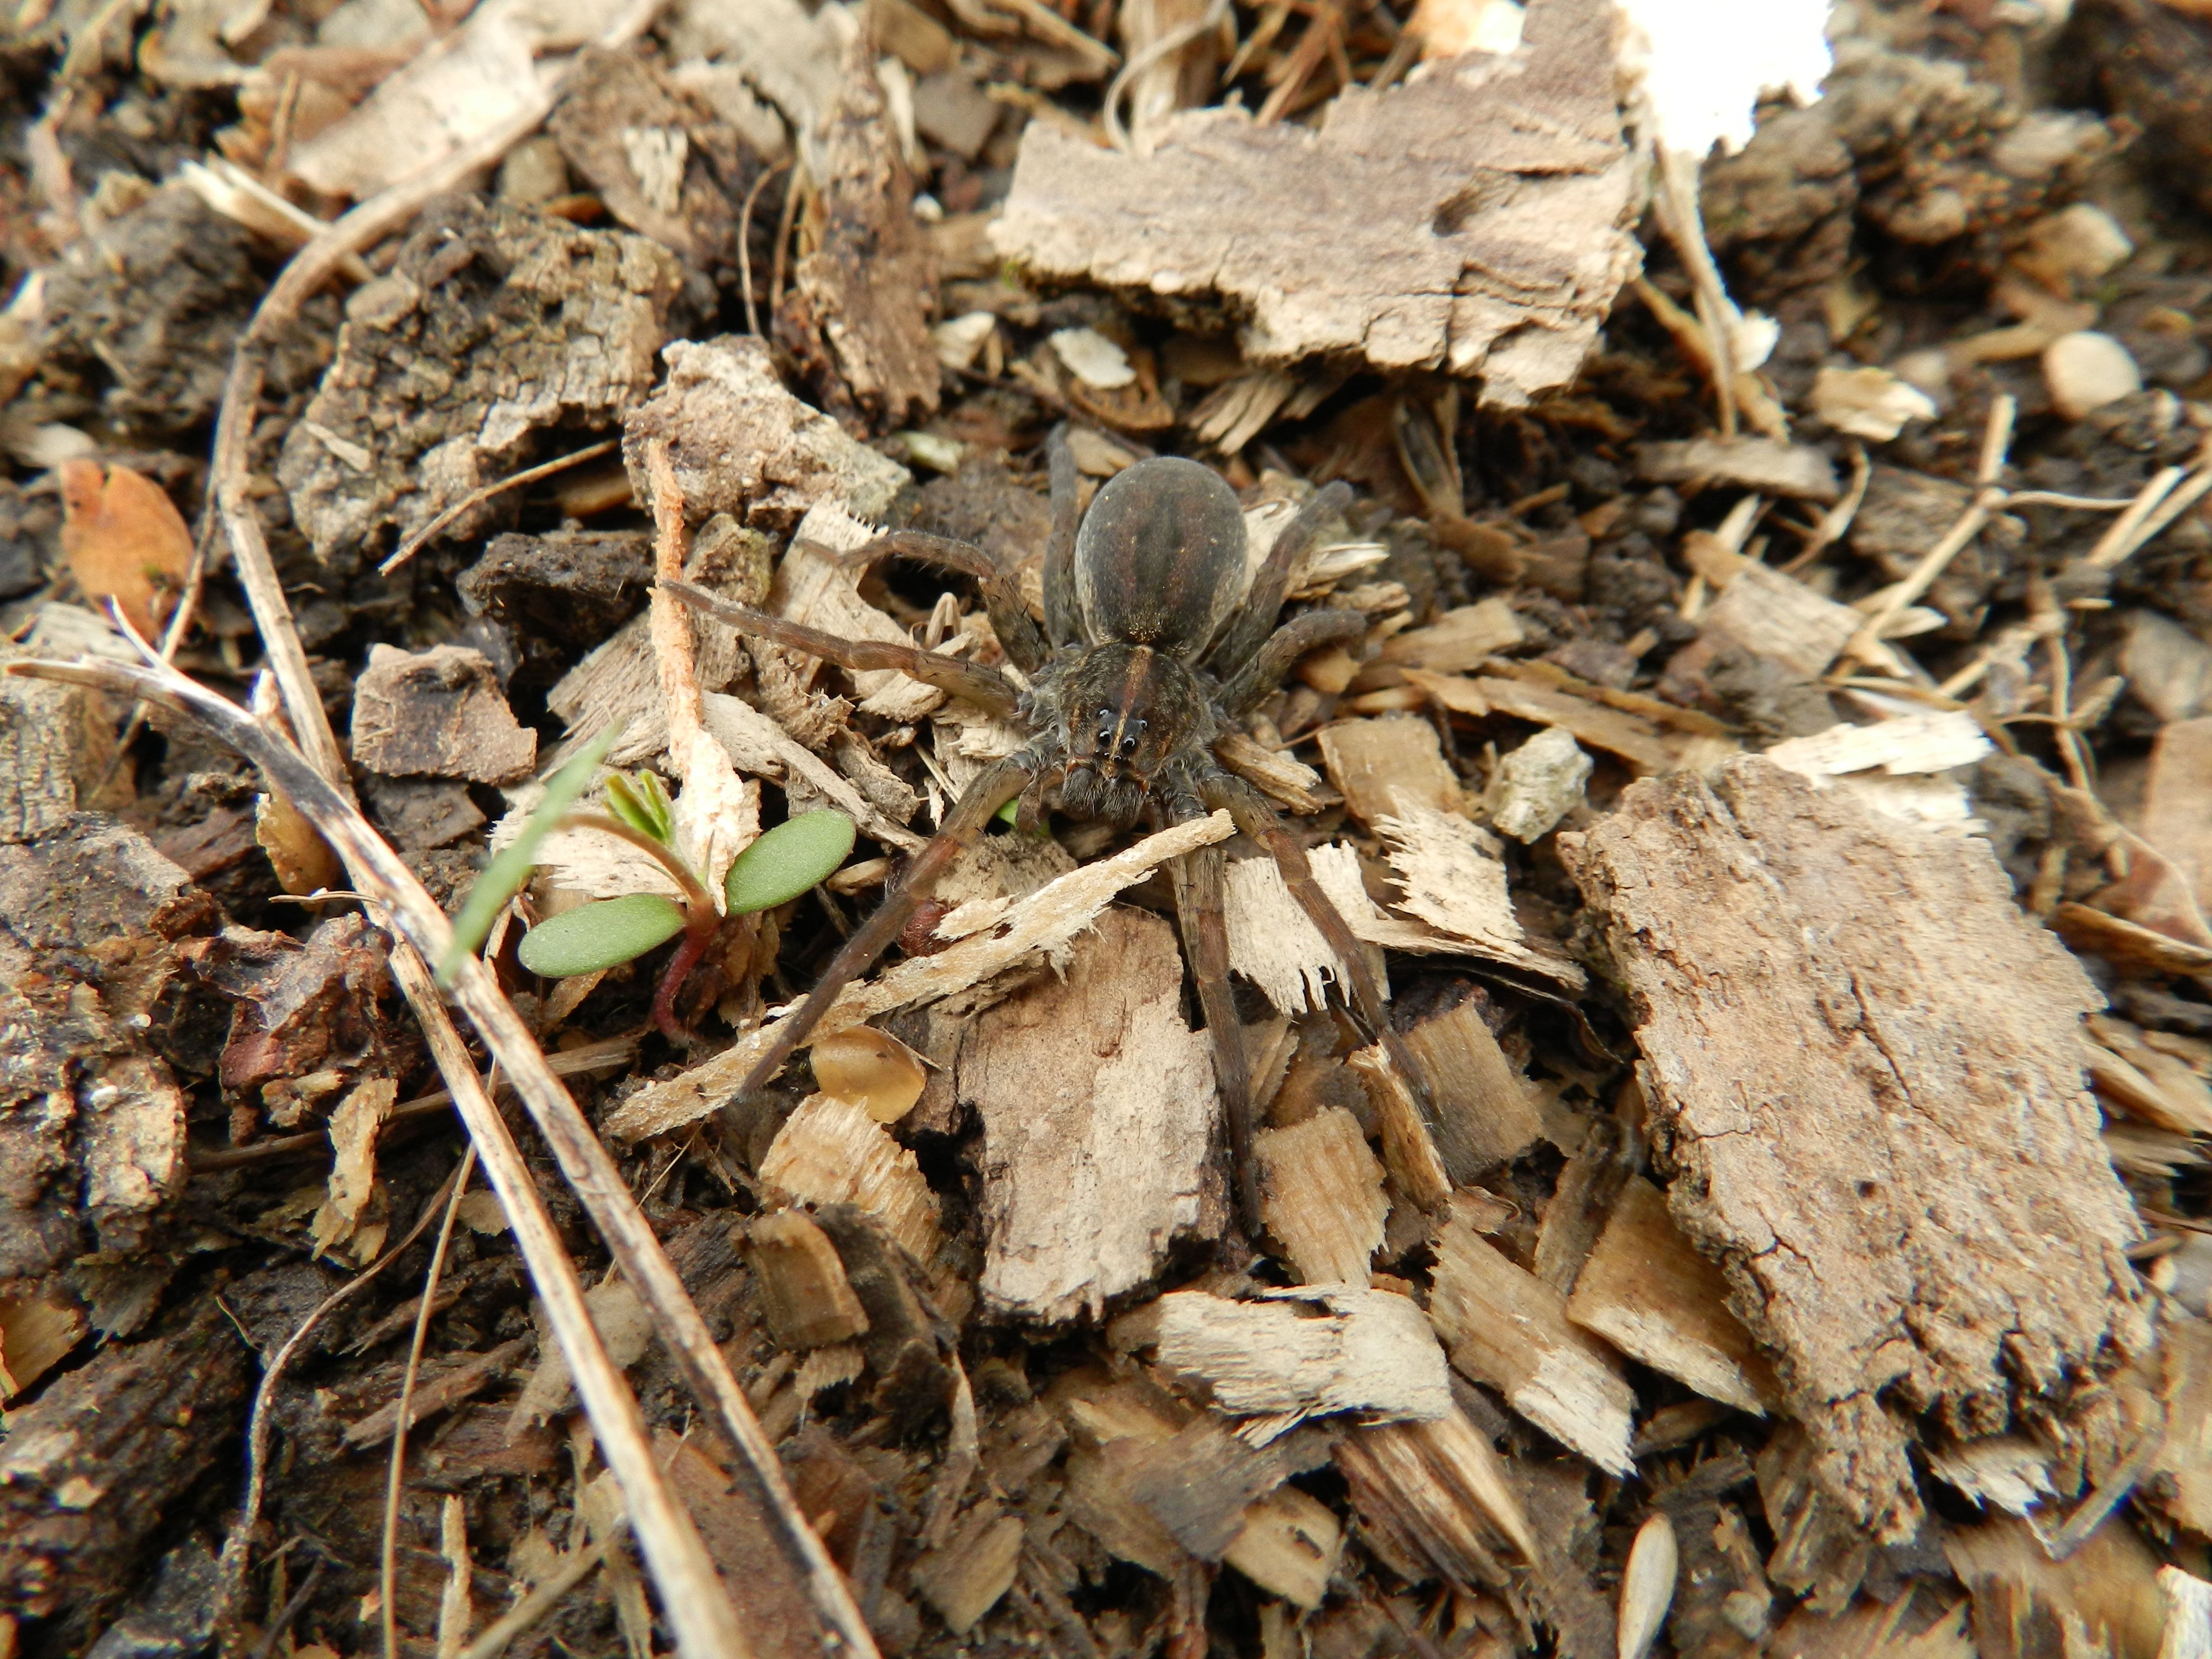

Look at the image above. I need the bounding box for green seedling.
[483,762,858,1038]
[723,811,856,915]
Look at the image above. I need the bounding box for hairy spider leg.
[1200,766,1436,1134]
[1219,608,1366,718]
[660,580,1024,720]
[1161,795,1262,1229]
[811,530,1048,675]
[1206,479,1354,679]
[727,752,1040,1104]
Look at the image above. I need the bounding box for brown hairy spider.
[664,430,1436,1227]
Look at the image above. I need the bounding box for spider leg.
[1198,767,1438,1120]
[729,752,1040,1102]
[1218,608,1366,718]
[807,530,1048,676]
[1042,425,1082,650]
[1206,479,1354,679]
[661,579,1022,720]
[1164,798,1261,1234]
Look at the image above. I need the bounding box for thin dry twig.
[382,1142,482,1659]
[214,1158,473,1653]
[378,439,620,575]
[11,650,874,1659]
[738,161,791,338]
[1840,392,2016,671]
[458,1532,619,1659]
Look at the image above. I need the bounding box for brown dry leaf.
[811,1025,930,1123]
[58,460,194,640]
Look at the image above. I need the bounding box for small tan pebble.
[1490,725,1592,842]
[2044,330,2142,420]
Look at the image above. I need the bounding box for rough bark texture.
[0,817,215,1297]
[989,0,1638,402]
[277,195,682,564]
[1560,757,2146,1540]
[0,1298,251,1641]
[775,27,940,430]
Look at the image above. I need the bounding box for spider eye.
[1095,712,1114,741]
[1120,733,1140,757]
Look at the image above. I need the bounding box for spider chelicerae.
[664,429,1437,1227]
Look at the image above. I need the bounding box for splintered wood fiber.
[1561,757,2146,1540]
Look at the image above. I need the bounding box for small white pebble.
[1490,725,1592,842]
[932,310,997,373]
[1049,326,1136,390]
[2044,330,2142,420]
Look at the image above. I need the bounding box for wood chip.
[1566,1175,1777,1415]
[607,812,1235,1139]
[1700,561,1867,680]
[620,335,911,531]
[1943,1514,2166,1659]
[1375,599,1526,675]
[958,909,1217,1323]
[990,0,1636,402]
[351,645,537,785]
[1634,437,1843,502]
[1224,1484,1342,1611]
[1214,728,1335,814]
[1221,843,1386,1016]
[780,28,939,428]
[1374,804,1583,987]
[1561,757,2147,1538]
[2145,716,2212,918]
[758,1094,943,1264]
[1427,1219,1635,1474]
[1407,670,1676,774]
[1119,1287,1450,1427]
[1255,1107,1387,1287]
[1923,1436,2058,1517]
[911,1506,1025,1635]
[1316,715,1464,825]
[1397,989,1546,1180]
[1333,1408,1535,1590]
[743,1209,871,1349]
[2148,1313,2212,1537]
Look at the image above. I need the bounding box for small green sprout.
[471,759,859,1037]
[724,811,857,916]
[440,725,621,985]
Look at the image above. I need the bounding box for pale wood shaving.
[1220,843,1386,1015]
[963,910,1218,1323]
[773,502,947,721]
[1125,1287,1450,1427]
[604,812,1236,1140]
[758,1093,943,1263]
[1428,1219,1635,1475]
[1255,1107,1387,1287]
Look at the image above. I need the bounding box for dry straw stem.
[15,654,766,1659]
[1840,393,2015,672]
[165,16,879,1653]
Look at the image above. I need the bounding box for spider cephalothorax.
[662,431,1437,1229]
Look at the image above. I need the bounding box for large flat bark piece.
[959,906,1219,1323]
[1559,757,2144,1541]
[988,0,1637,403]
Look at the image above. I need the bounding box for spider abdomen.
[1073,457,1249,657]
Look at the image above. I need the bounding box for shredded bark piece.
[1561,756,2147,1540]
[990,0,1638,403]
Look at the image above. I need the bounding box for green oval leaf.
[440,724,622,985]
[725,811,857,915]
[517,893,687,977]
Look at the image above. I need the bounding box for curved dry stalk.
[13,653,879,1659]
[379,439,620,576]
[383,1142,481,1659]
[216,1157,471,1652]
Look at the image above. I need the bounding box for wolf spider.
[664,430,1435,1228]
